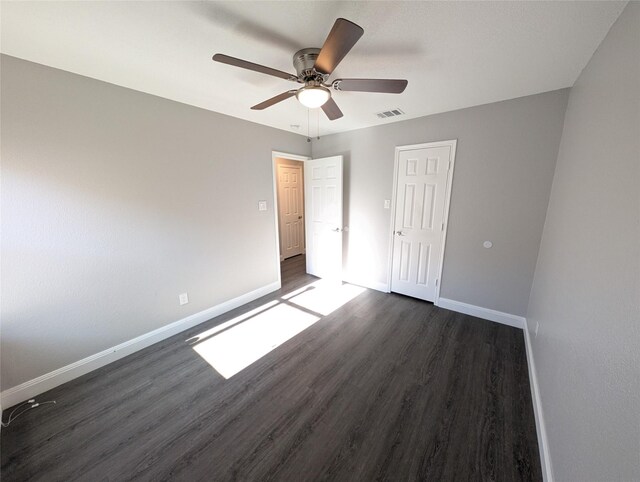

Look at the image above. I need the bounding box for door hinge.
[441,222,445,231]
[435,279,439,287]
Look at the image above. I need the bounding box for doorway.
[275,157,306,261]
[388,140,457,303]
[272,151,344,286]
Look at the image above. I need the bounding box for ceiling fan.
[212,18,408,120]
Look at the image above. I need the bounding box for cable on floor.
[1,399,57,427]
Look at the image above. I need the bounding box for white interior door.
[390,143,455,301]
[304,155,343,281]
[277,164,305,260]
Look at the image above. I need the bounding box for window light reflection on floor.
[190,280,366,379]
[186,300,279,345]
[287,279,366,316]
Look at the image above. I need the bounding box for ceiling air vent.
[376,108,405,119]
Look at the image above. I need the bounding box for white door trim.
[386,140,457,304]
[272,151,312,286]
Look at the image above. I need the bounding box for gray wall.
[313,89,568,316]
[527,3,640,481]
[0,55,310,390]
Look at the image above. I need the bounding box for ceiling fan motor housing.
[293,48,326,83]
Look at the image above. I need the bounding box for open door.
[304,155,343,281]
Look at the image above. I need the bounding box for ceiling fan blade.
[213,54,298,82]
[251,90,297,110]
[321,97,344,121]
[333,78,408,93]
[314,18,364,75]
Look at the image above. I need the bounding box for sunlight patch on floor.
[191,280,367,379]
[193,303,319,378]
[186,300,279,344]
[287,280,366,316]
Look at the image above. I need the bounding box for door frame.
[275,160,306,262]
[386,140,457,304]
[272,151,312,287]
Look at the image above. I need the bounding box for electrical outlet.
[258,200,267,211]
[384,199,391,209]
[535,321,539,338]
[179,293,189,305]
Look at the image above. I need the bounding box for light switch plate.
[384,199,391,209]
[258,200,267,211]
[179,293,189,305]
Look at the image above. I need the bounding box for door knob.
[395,230,405,236]
[332,227,342,232]
[298,216,302,219]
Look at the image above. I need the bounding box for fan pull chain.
[307,108,311,143]
[317,108,320,140]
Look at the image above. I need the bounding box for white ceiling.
[0,1,626,136]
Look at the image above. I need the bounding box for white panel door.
[304,156,343,281]
[277,164,305,260]
[391,145,453,301]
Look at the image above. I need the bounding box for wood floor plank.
[1,254,542,481]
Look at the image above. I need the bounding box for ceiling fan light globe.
[296,86,331,108]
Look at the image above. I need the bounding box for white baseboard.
[523,319,554,482]
[435,298,525,329]
[436,298,550,479]
[0,281,281,408]
[342,276,389,293]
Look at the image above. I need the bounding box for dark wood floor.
[1,255,541,481]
